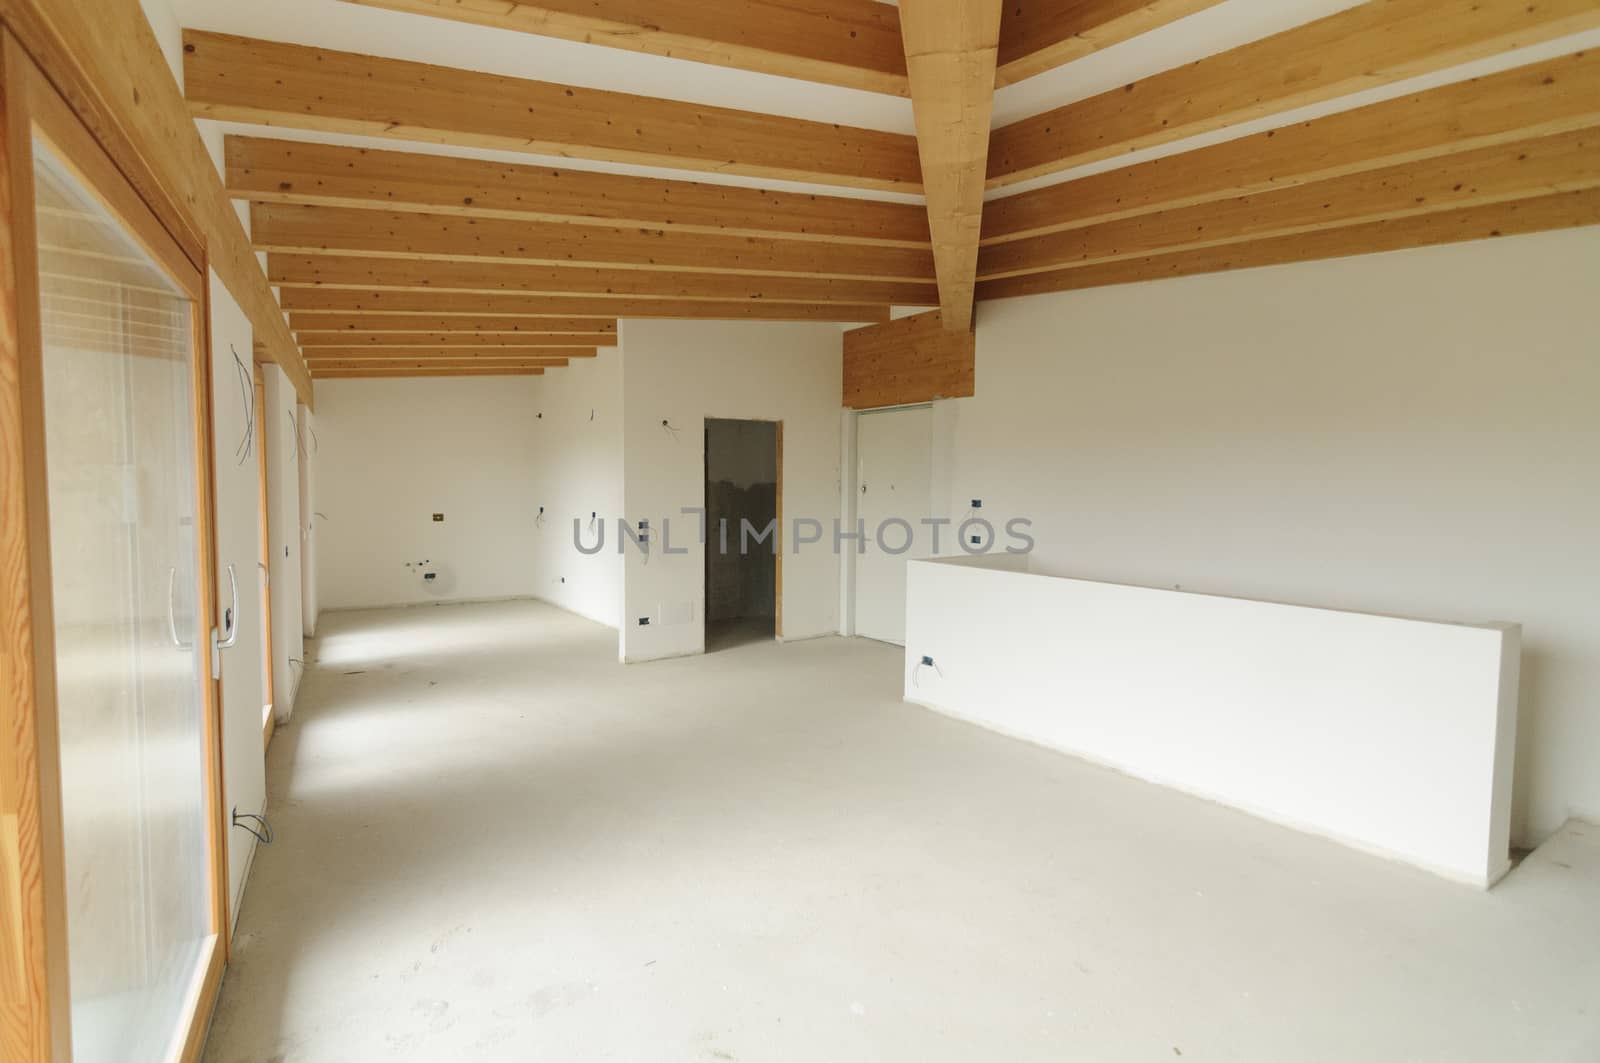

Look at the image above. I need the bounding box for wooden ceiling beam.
[987,0,1600,188]
[248,202,935,282]
[182,31,922,192]
[976,187,1600,300]
[297,332,617,348]
[267,254,939,306]
[994,0,1226,86]
[315,367,548,378]
[983,50,1600,245]
[280,292,892,322]
[337,0,910,96]
[307,357,570,369]
[304,346,599,359]
[225,137,931,248]
[979,129,1600,279]
[290,315,616,334]
[900,0,1003,331]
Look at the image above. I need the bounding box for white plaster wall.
[945,226,1600,848]
[144,0,270,915]
[619,320,843,662]
[205,272,268,916]
[314,377,542,610]
[528,350,624,628]
[261,366,305,721]
[904,556,1521,887]
[300,405,320,636]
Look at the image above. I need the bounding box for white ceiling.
[163,0,1600,205]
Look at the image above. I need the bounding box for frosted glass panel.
[34,138,210,1062]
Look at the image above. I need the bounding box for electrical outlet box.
[970,535,981,545]
[432,513,444,522]
[638,616,651,626]
[639,519,649,529]
[970,499,982,509]
[921,655,934,667]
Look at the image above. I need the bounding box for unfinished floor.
[204,600,1600,1063]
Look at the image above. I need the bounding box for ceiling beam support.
[247,203,935,282]
[979,129,1600,279]
[315,367,548,378]
[290,315,616,334]
[976,188,1600,300]
[987,0,1600,188]
[225,137,931,248]
[995,0,1226,86]
[267,254,939,306]
[337,0,910,95]
[305,346,599,360]
[296,332,617,348]
[982,50,1600,245]
[900,0,1004,330]
[182,31,923,192]
[279,292,892,323]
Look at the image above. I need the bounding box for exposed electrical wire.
[231,808,273,845]
[911,656,944,689]
[231,345,255,465]
[286,409,303,464]
[661,418,680,440]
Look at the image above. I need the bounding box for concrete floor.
[205,600,1600,1063]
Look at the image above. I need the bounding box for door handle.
[216,563,240,650]
[167,567,192,651]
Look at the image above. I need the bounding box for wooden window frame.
[0,26,230,1063]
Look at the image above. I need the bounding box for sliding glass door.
[0,33,227,1063]
[33,140,213,1061]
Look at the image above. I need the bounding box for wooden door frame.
[701,417,784,645]
[0,27,230,1063]
[254,362,275,751]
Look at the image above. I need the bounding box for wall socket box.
[432,513,444,522]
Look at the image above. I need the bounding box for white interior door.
[854,405,932,645]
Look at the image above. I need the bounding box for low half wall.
[903,556,1520,887]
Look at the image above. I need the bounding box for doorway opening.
[704,418,781,653]
[852,405,933,646]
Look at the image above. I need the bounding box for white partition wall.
[904,557,1520,887]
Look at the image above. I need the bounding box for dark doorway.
[704,418,780,653]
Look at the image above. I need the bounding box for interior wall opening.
[703,417,780,653]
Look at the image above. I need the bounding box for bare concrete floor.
[205,600,1600,1063]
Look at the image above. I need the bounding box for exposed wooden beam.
[267,254,940,306]
[994,0,1226,86]
[303,346,599,359]
[901,0,1002,331]
[337,0,910,96]
[979,129,1600,279]
[292,315,616,334]
[983,50,1600,245]
[183,31,923,193]
[307,357,570,370]
[2,0,313,403]
[315,367,548,378]
[987,0,1600,188]
[297,332,617,348]
[225,137,931,248]
[280,292,892,323]
[842,308,975,409]
[976,188,1600,300]
[248,203,935,282]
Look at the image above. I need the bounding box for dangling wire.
[231,345,255,465]
[232,808,274,845]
